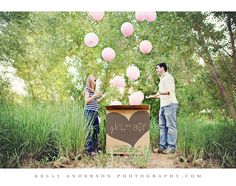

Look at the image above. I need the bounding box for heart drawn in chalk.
[106,111,149,147]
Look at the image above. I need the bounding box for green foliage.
[1,12,235,120]
[0,100,86,167]
[0,77,15,104]
[0,12,30,62]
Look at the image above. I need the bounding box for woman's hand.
[97,93,107,102]
[94,91,102,97]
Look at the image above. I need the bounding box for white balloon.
[110,101,123,105]
[126,65,140,81]
[84,32,98,47]
[129,91,144,105]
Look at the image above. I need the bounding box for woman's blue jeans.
[84,110,99,153]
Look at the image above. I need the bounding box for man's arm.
[156,90,170,96]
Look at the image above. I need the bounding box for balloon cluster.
[84,12,157,105]
[85,12,116,62]
[135,12,156,22]
[111,64,140,89]
[89,12,105,21]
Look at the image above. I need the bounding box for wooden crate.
[105,105,150,154]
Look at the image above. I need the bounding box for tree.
[179,12,236,121]
[1,12,235,121]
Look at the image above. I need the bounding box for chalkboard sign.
[105,105,150,154]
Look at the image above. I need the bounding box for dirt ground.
[147,153,184,168]
[23,152,219,168]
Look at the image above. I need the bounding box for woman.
[83,75,104,156]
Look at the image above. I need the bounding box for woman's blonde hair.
[83,75,96,96]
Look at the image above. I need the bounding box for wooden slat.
[105,105,150,110]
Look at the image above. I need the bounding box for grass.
[0,100,235,168]
[177,117,236,167]
[0,100,86,167]
[129,147,151,168]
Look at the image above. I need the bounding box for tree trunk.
[196,28,236,121]
[208,64,236,121]
[227,15,236,75]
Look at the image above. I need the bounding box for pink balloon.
[121,22,134,37]
[126,65,140,81]
[145,12,156,22]
[139,40,153,54]
[135,12,146,22]
[111,76,125,88]
[110,101,123,105]
[102,47,116,62]
[84,32,98,47]
[129,91,144,105]
[89,12,105,21]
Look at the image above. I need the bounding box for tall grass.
[146,116,235,167]
[0,100,86,167]
[0,100,235,168]
[150,118,159,149]
[177,117,236,167]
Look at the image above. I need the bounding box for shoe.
[153,147,165,153]
[162,148,176,154]
[90,151,98,156]
[86,151,97,156]
[97,149,102,154]
[96,147,103,154]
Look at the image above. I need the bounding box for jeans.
[84,110,99,153]
[159,103,178,150]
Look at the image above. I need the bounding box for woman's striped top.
[84,87,98,112]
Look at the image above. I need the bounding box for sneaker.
[96,147,103,154]
[153,147,165,153]
[90,151,98,156]
[86,151,97,156]
[162,148,176,154]
[97,149,102,154]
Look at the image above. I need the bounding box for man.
[146,63,178,154]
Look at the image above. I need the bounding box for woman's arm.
[97,94,106,103]
[85,90,97,104]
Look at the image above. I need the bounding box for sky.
[0,64,27,96]
[0,0,235,11]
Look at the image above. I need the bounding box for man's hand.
[154,92,160,98]
[146,92,161,99]
[145,95,156,99]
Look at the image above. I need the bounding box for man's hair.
[156,62,167,72]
